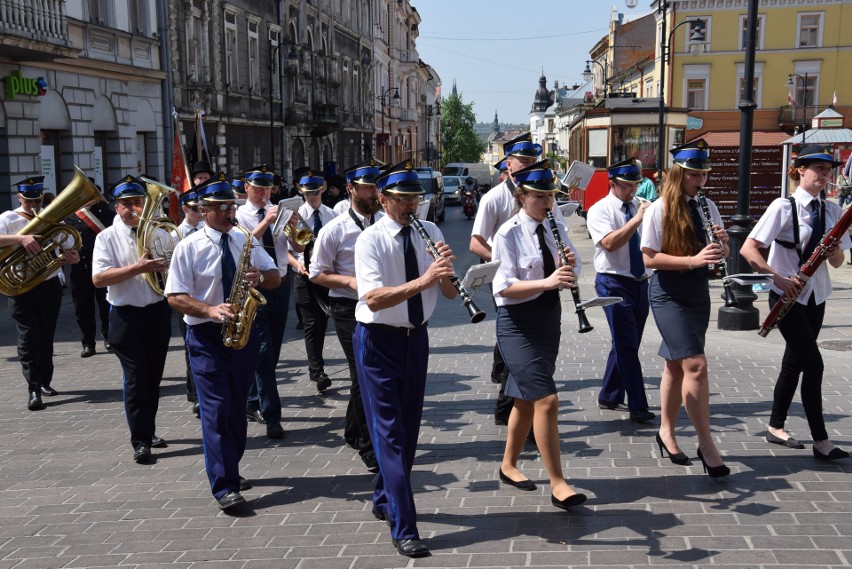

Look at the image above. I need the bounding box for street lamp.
[424,103,440,169]
[377,87,400,163]
[785,73,810,146]
[582,59,609,97]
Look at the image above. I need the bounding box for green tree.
[439,92,485,167]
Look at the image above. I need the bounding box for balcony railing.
[0,0,70,48]
[397,48,419,63]
[778,104,830,126]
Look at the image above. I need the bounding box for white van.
[441,163,493,192]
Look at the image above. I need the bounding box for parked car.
[443,175,465,204]
[414,167,445,223]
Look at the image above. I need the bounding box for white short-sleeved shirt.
[587,192,651,278]
[0,207,75,282]
[92,220,165,307]
[333,198,351,215]
[164,226,276,325]
[309,208,383,300]
[641,194,723,255]
[749,187,850,305]
[296,202,338,264]
[354,215,445,326]
[471,179,517,243]
[492,210,581,306]
[236,201,290,276]
[177,219,204,239]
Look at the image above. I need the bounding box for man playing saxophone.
[92,176,172,464]
[165,174,280,511]
[0,175,80,411]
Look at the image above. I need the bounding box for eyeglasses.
[302,190,321,196]
[208,203,237,211]
[388,194,421,204]
[187,205,200,212]
[22,198,43,204]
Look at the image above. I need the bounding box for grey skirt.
[649,269,710,360]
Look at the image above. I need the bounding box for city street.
[2,203,852,569]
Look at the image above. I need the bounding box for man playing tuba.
[0,176,80,411]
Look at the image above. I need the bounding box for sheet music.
[460,261,501,293]
[577,296,622,310]
[561,161,596,191]
[278,197,303,212]
[558,202,580,218]
[271,208,294,237]
[417,200,431,220]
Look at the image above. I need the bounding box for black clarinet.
[545,210,593,333]
[695,188,737,307]
[408,213,486,324]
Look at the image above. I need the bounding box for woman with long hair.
[640,140,731,478]
[740,146,849,461]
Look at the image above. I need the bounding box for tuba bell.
[0,166,104,296]
[135,177,181,296]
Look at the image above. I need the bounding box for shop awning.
[781,128,852,145]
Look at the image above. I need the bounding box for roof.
[781,128,852,145]
[697,131,792,147]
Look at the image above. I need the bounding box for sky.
[413,1,653,125]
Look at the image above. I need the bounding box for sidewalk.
[0,207,850,568]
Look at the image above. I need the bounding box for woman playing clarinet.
[640,140,731,478]
[492,159,587,510]
[740,146,849,461]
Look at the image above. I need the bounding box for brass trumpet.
[271,206,313,245]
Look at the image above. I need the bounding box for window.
[88,0,113,26]
[187,2,209,83]
[739,13,764,50]
[129,0,150,35]
[736,62,763,108]
[269,27,280,98]
[612,126,659,170]
[645,77,654,99]
[224,11,238,89]
[687,79,706,110]
[587,129,607,168]
[794,75,817,107]
[797,13,822,48]
[248,19,260,94]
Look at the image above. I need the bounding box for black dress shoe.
[192,403,200,417]
[28,392,45,411]
[266,423,285,439]
[151,436,167,448]
[392,538,430,558]
[39,385,59,396]
[80,345,96,358]
[630,409,656,424]
[103,340,112,351]
[239,476,252,491]
[315,372,332,392]
[813,446,850,461]
[361,450,379,473]
[499,469,537,491]
[246,409,266,424]
[598,400,629,411]
[766,431,805,449]
[551,492,587,510]
[371,507,387,521]
[133,446,152,463]
[217,491,246,510]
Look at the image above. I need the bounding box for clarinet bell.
[576,308,594,334]
[466,300,486,323]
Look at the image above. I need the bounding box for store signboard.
[4,70,48,99]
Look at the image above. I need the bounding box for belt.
[607,273,650,283]
[328,296,358,306]
[364,322,428,336]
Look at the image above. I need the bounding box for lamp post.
[582,59,609,98]
[785,72,810,147]
[424,103,440,169]
[378,87,400,163]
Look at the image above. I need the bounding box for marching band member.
[310,159,383,472]
[740,145,849,461]
[165,174,280,510]
[293,171,338,393]
[236,165,289,439]
[0,176,80,411]
[470,132,541,425]
[586,159,655,424]
[177,190,204,416]
[492,159,587,511]
[92,176,171,463]
[354,160,456,558]
[640,140,730,477]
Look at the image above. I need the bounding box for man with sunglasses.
[586,158,655,424]
[166,173,280,510]
[1,176,80,411]
[293,171,339,393]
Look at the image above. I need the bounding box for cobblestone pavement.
[1,205,851,569]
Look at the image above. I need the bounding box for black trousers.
[769,292,828,441]
[69,264,110,347]
[329,297,373,457]
[109,300,172,451]
[8,276,63,393]
[294,275,329,380]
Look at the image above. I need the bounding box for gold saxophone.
[0,166,104,296]
[135,177,181,295]
[222,219,267,349]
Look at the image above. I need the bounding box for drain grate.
[819,340,852,351]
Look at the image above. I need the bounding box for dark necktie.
[688,199,707,246]
[803,200,823,260]
[312,209,322,235]
[535,224,559,307]
[400,226,424,327]
[257,208,277,264]
[623,202,645,278]
[221,232,236,301]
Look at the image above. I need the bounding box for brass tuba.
[0,166,104,296]
[135,177,181,295]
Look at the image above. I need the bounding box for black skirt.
[497,294,562,401]
[649,269,709,360]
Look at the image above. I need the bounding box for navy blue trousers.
[354,323,428,541]
[594,273,650,411]
[187,322,259,500]
[247,278,289,424]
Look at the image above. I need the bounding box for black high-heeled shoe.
[696,448,730,478]
[655,433,690,465]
